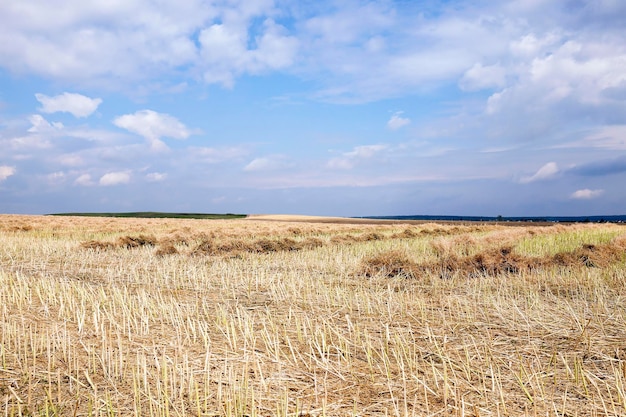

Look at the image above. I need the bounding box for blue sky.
[1,0,625,216]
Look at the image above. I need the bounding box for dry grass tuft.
[330,234,359,244]
[552,241,625,268]
[432,245,531,278]
[359,231,385,241]
[358,249,418,278]
[79,240,114,250]
[302,236,325,249]
[425,237,626,278]
[155,242,179,256]
[117,234,158,248]
[392,227,418,238]
[192,236,327,257]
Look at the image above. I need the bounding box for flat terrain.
[1,214,626,416]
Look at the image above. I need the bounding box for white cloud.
[99,171,131,186]
[510,33,560,57]
[387,112,410,130]
[571,189,604,199]
[74,174,94,186]
[199,18,298,87]
[345,145,387,159]
[113,110,190,151]
[191,146,249,163]
[0,1,209,87]
[0,0,623,108]
[146,172,167,182]
[0,166,16,181]
[47,171,66,184]
[59,154,84,167]
[327,144,388,170]
[243,155,292,172]
[564,125,626,150]
[520,162,559,183]
[27,114,63,133]
[486,36,626,121]
[459,63,506,91]
[326,157,353,170]
[9,134,53,150]
[35,92,102,118]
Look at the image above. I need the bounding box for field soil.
[1,214,626,416]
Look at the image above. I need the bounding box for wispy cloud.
[327,145,388,170]
[387,112,410,130]
[191,146,250,164]
[74,174,94,186]
[46,171,67,185]
[244,155,292,172]
[145,172,167,182]
[564,126,626,150]
[520,162,559,184]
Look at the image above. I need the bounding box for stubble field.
[1,214,625,416]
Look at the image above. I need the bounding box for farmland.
[1,214,625,416]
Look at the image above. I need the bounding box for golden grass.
[1,215,626,416]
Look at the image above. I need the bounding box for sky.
[1,0,626,217]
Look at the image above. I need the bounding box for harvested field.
[1,214,626,416]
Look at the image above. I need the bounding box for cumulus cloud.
[520,162,559,183]
[35,92,102,118]
[99,171,131,186]
[113,110,190,151]
[0,166,16,181]
[387,112,410,130]
[0,1,207,87]
[571,189,605,200]
[485,36,626,127]
[199,18,298,87]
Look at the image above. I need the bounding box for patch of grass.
[515,226,623,257]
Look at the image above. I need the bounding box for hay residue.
[358,250,417,278]
[358,237,626,279]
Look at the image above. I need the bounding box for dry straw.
[1,215,625,416]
